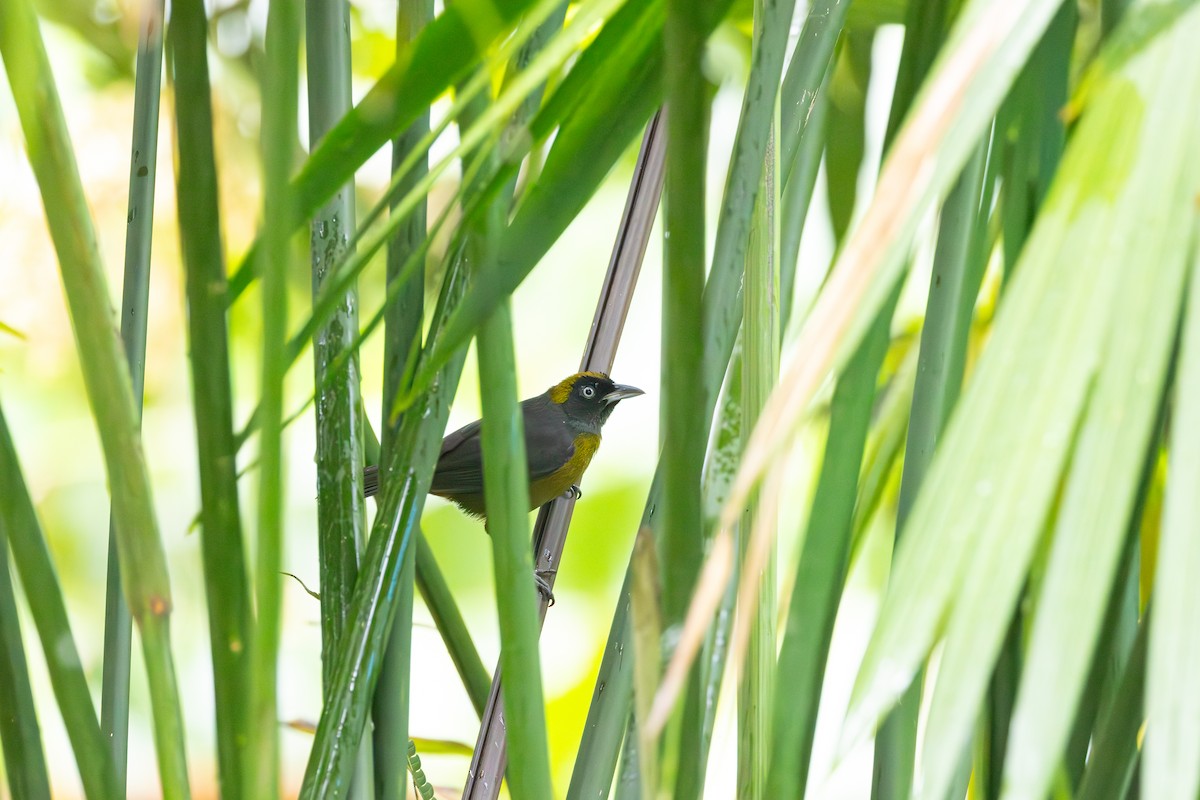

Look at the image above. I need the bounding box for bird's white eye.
[581,385,596,399]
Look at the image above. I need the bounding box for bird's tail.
[363,464,380,498]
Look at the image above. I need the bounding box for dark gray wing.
[429,395,574,495]
[430,419,485,495]
[521,396,575,480]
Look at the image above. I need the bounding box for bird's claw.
[535,568,557,606]
[564,484,582,500]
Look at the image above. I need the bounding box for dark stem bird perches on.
[460,109,666,800]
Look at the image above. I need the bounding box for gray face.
[561,375,644,433]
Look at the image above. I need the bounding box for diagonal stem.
[461,110,666,800]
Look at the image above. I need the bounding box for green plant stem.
[0,0,189,795]
[870,2,958,795]
[374,0,434,793]
[251,0,301,795]
[1063,528,1141,792]
[101,1,164,788]
[305,0,372,795]
[140,619,192,800]
[660,7,711,796]
[629,528,664,800]
[997,1,1073,281]
[300,241,473,799]
[414,532,491,715]
[974,63,1017,800]
[1143,242,1200,798]
[738,122,778,800]
[1102,0,1133,36]
[226,0,579,304]
[779,72,828,328]
[0,405,118,800]
[0,511,50,800]
[769,287,900,800]
[475,299,554,800]
[981,611,1021,800]
[667,2,791,794]
[778,0,849,325]
[824,32,872,242]
[878,139,988,800]
[364,420,492,718]
[167,1,253,794]
[1077,609,1148,800]
[661,0,709,676]
[451,15,575,797]
[896,143,987,525]
[687,339,743,789]
[306,0,367,679]
[1061,392,1163,793]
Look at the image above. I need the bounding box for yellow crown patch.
[549,371,609,404]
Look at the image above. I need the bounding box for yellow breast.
[528,432,600,508]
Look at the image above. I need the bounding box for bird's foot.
[535,568,557,607]
[563,484,582,500]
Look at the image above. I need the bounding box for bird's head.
[549,371,644,431]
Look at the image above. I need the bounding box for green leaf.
[249,0,302,793]
[1143,213,1200,800]
[998,10,1200,796]
[101,0,165,784]
[299,233,473,800]
[630,528,663,800]
[656,4,713,795]
[291,0,538,234]
[413,533,492,715]
[306,0,374,795]
[475,299,554,799]
[843,8,1200,800]
[723,0,1074,567]
[1077,611,1146,800]
[373,3,434,795]
[0,403,119,800]
[0,518,51,800]
[737,65,780,798]
[167,1,253,793]
[824,32,872,242]
[409,25,662,401]
[227,0,577,301]
[276,0,632,414]
[0,0,189,794]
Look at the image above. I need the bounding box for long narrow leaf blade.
[719,0,1070,555]
[101,3,164,783]
[998,9,1200,790]
[0,404,118,800]
[1143,152,1200,800]
[250,0,302,794]
[168,0,254,791]
[0,526,51,800]
[0,1,190,793]
[842,10,1200,800]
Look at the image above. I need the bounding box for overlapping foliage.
[0,0,1196,798]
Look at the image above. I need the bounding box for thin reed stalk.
[100,1,164,788]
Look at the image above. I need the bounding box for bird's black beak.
[602,384,644,405]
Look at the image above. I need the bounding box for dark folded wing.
[429,397,575,496]
[522,398,575,480]
[430,419,485,495]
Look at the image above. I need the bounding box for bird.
[364,371,643,516]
